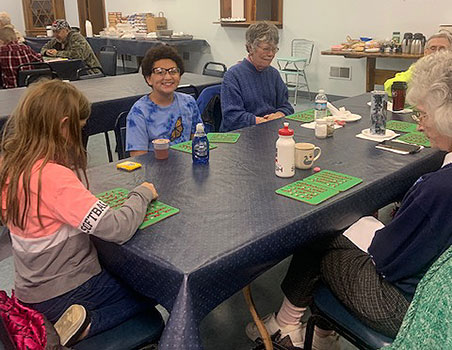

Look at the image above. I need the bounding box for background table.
[321,50,422,92]
[87,37,209,56]
[89,93,443,349]
[0,73,222,140]
[25,37,209,56]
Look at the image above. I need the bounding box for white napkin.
[301,122,343,130]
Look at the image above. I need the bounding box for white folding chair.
[277,39,314,105]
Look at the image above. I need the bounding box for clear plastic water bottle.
[192,123,209,164]
[314,89,328,120]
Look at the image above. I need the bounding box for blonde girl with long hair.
[1,80,160,347]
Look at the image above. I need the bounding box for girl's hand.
[141,182,158,200]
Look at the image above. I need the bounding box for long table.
[0,73,222,138]
[321,50,422,92]
[87,37,210,56]
[88,93,444,349]
[25,37,209,57]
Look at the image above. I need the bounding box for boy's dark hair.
[141,44,185,77]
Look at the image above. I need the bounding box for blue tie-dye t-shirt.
[126,92,202,152]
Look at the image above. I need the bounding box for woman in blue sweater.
[220,22,294,132]
[246,51,452,349]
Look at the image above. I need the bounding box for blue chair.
[196,84,222,133]
[202,62,227,78]
[303,284,393,350]
[114,111,130,160]
[74,309,164,350]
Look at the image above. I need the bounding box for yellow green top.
[384,65,414,97]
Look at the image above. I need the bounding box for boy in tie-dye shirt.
[126,45,202,156]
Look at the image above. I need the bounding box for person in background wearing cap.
[384,32,452,97]
[41,19,100,69]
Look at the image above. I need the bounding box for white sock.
[276,296,306,327]
[315,326,335,338]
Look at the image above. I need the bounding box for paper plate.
[334,113,362,122]
[362,128,397,139]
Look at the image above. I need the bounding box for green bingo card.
[170,140,218,154]
[276,181,339,205]
[96,188,179,229]
[206,133,240,143]
[386,120,418,133]
[396,132,431,147]
[303,170,363,192]
[285,108,332,123]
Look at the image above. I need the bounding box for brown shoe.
[54,304,90,347]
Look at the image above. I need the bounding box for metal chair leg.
[104,131,113,163]
[303,70,311,100]
[294,72,300,106]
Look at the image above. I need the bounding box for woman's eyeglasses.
[257,45,279,53]
[152,67,181,76]
[411,110,427,124]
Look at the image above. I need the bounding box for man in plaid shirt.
[0,27,42,88]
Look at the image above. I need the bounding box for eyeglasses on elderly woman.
[256,44,279,54]
[411,109,429,124]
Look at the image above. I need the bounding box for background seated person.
[41,19,100,69]
[0,11,24,43]
[0,27,42,88]
[126,45,202,157]
[246,51,452,350]
[220,22,294,132]
[384,32,452,97]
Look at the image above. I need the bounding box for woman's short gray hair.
[0,12,12,28]
[407,50,452,137]
[245,21,279,52]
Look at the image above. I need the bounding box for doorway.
[77,0,106,35]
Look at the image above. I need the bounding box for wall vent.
[329,66,351,80]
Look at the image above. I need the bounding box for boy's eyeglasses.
[152,67,181,76]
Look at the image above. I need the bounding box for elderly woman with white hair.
[220,22,294,132]
[246,51,452,350]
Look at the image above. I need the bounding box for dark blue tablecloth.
[88,93,444,349]
[87,37,209,56]
[24,37,50,52]
[25,36,209,57]
[0,73,222,138]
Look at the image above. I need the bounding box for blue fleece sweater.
[220,59,294,132]
[368,162,452,298]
